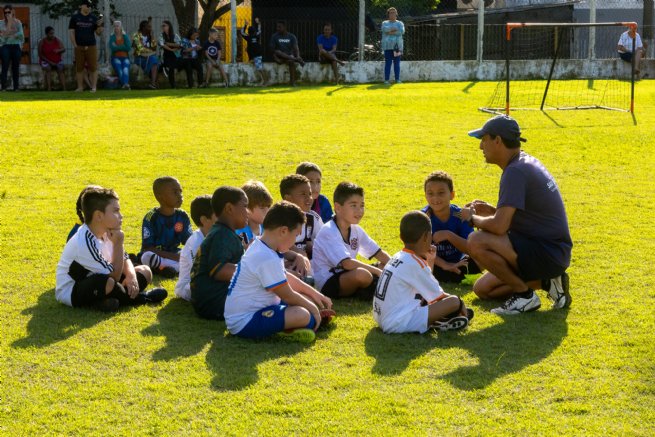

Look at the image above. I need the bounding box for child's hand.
[466,200,495,217]
[122,275,140,299]
[426,245,437,267]
[108,229,124,245]
[290,254,310,277]
[315,292,332,310]
[432,230,450,243]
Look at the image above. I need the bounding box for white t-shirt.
[311,219,381,291]
[295,210,323,253]
[55,224,122,307]
[224,238,288,334]
[618,31,643,53]
[174,229,205,301]
[373,249,445,334]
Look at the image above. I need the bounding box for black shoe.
[466,308,474,321]
[128,253,141,266]
[136,288,168,304]
[94,297,120,312]
[156,267,178,278]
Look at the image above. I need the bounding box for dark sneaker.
[491,291,541,315]
[466,308,474,321]
[545,272,572,309]
[431,315,469,331]
[95,297,120,312]
[278,328,315,343]
[128,253,141,266]
[136,287,168,304]
[319,308,336,326]
[156,267,178,278]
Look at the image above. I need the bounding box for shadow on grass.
[367,82,391,90]
[12,289,113,349]
[365,309,568,390]
[326,84,355,96]
[462,81,478,94]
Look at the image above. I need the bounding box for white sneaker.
[546,272,572,309]
[431,315,469,331]
[491,291,541,315]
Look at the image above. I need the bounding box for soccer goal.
[480,22,638,115]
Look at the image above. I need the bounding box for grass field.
[1,81,654,435]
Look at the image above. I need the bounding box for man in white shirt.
[618,26,646,76]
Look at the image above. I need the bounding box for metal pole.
[644,0,654,58]
[588,0,596,60]
[358,0,365,62]
[103,0,110,64]
[231,0,237,64]
[476,0,484,63]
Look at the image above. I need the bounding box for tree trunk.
[198,0,244,41]
[171,0,198,37]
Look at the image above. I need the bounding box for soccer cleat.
[135,287,168,304]
[319,308,336,326]
[491,291,541,315]
[431,315,469,332]
[94,297,120,313]
[466,308,474,321]
[278,328,315,343]
[545,272,572,309]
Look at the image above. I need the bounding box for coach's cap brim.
[468,115,527,142]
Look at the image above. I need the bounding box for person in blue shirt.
[381,7,405,84]
[317,22,345,84]
[422,171,481,284]
[139,176,193,278]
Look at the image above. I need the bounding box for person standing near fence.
[381,7,404,85]
[109,21,131,90]
[69,0,103,92]
[0,4,25,92]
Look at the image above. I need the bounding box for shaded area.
[462,81,478,94]
[365,309,568,390]
[12,289,113,349]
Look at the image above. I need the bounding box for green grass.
[1,82,654,435]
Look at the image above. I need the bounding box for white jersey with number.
[618,31,643,52]
[55,224,120,307]
[174,229,205,301]
[311,219,381,291]
[373,249,445,334]
[224,238,288,334]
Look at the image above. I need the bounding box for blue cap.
[468,115,526,143]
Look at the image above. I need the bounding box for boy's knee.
[105,277,115,294]
[355,268,373,286]
[135,265,153,283]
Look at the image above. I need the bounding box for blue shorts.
[135,55,159,74]
[236,304,287,339]
[509,232,567,282]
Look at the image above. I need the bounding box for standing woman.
[381,7,404,85]
[159,20,181,88]
[0,4,25,91]
[109,20,131,90]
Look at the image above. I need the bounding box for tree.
[31,0,118,19]
[171,0,244,40]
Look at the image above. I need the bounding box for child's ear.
[93,209,104,223]
[282,194,291,201]
[450,190,455,201]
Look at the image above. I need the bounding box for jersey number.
[375,270,393,301]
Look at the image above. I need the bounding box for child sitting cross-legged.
[225,201,334,342]
[56,187,167,312]
[373,211,473,333]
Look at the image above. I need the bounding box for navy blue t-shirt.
[269,32,297,55]
[317,34,338,51]
[69,12,98,46]
[203,40,222,60]
[140,207,193,255]
[498,151,572,267]
[421,204,474,263]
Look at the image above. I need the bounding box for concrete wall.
[13,58,653,90]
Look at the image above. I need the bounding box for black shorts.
[71,272,148,308]
[321,271,346,299]
[509,233,567,282]
[619,51,633,62]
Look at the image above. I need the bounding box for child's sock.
[305,313,317,330]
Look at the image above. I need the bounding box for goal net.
[481,22,638,114]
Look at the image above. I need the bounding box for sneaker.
[319,308,336,326]
[431,315,469,331]
[278,328,315,343]
[395,80,403,84]
[491,291,541,315]
[136,287,168,304]
[545,272,572,309]
[384,81,390,85]
[466,308,474,321]
[94,297,120,313]
[156,266,178,279]
[148,83,157,90]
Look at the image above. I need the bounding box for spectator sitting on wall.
[38,26,66,91]
[180,27,204,88]
[109,20,131,90]
[317,22,345,84]
[269,20,304,87]
[133,19,159,89]
[618,25,647,78]
[159,20,182,89]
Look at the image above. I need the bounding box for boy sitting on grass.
[56,187,167,312]
[296,162,333,223]
[422,171,481,283]
[67,184,101,242]
[174,195,216,301]
[139,176,193,278]
[225,201,334,342]
[236,180,273,247]
[312,182,391,299]
[190,186,249,320]
[373,211,472,333]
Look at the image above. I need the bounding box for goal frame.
[482,21,638,115]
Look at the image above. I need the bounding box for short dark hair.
[153,176,179,197]
[75,184,102,223]
[209,27,219,35]
[81,187,119,224]
[263,201,306,231]
[190,194,213,227]
[490,134,521,149]
[424,171,454,192]
[280,174,310,197]
[45,26,54,34]
[211,186,247,217]
[333,181,364,205]
[276,20,287,27]
[295,162,322,177]
[242,180,273,209]
[400,211,431,245]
